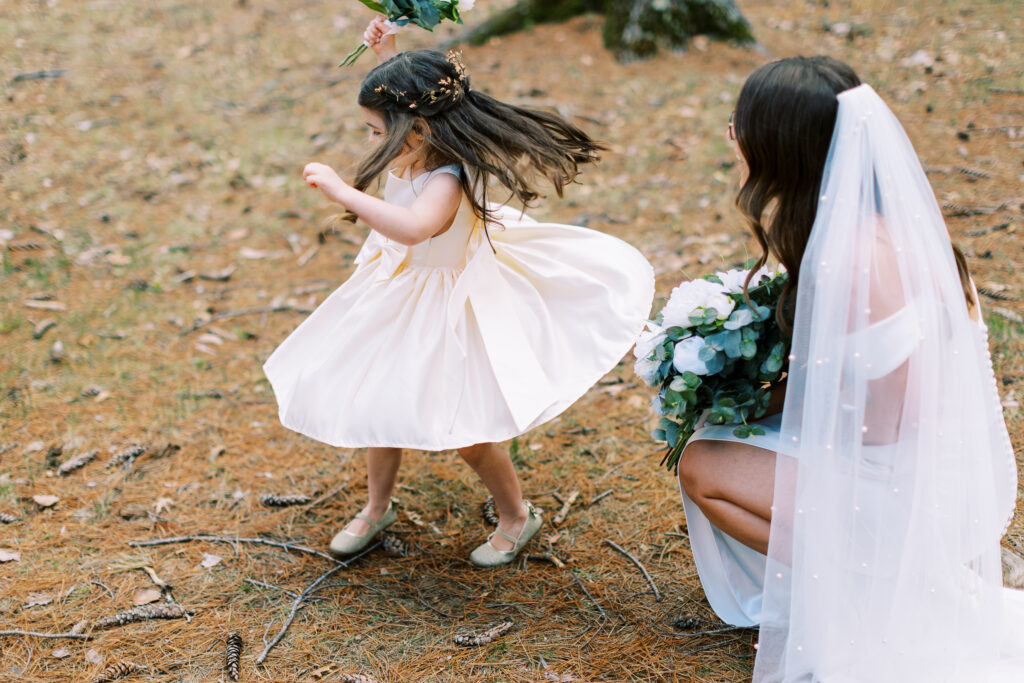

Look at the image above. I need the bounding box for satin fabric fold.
[264,165,654,451]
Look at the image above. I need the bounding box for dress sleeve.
[412,164,462,195]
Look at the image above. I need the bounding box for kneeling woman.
[677,56,1024,682]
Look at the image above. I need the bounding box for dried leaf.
[132,587,162,606]
[85,648,103,664]
[70,620,89,635]
[33,494,60,508]
[199,552,222,569]
[0,549,21,562]
[51,647,71,659]
[153,497,175,514]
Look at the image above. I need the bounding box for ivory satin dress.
[264,165,655,451]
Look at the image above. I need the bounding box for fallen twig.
[588,489,614,506]
[181,305,312,335]
[10,69,65,83]
[568,571,608,620]
[552,490,579,526]
[302,479,349,511]
[603,539,662,601]
[243,578,303,599]
[0,630,91,640]
[128,534,339,564]
[523,553,566,569]
[255,541,380,664]
[90,580,115,600]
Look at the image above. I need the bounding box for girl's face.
[361,107,426,171]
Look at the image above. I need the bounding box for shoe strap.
[489,528,520,548]
[354,502,391,526]
[493,527,519,545]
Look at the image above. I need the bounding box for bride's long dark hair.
[346,49,603,226]
[733,56,974,334]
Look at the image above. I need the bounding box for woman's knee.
[678,441,717,501]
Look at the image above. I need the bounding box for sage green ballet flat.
[329,502,397,556]
[469,500,543,567]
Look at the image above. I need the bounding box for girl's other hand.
[303,162,349,205]
[364,16,397,62]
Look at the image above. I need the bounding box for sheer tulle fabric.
[753,85,1022,682]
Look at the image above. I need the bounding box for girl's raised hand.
[303,162,349,206]
[363,16,397,63]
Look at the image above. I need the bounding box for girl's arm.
[364,16,397,63]
[303,162,461,246]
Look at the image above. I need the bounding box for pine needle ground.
[2,0,1022,680]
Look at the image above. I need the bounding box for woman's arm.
[302,162,462,246]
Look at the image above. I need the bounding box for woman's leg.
[678,439,776,555]
[344,447,402,535]
[458,442,528,551]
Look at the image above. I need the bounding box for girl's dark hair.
[734,56,975,334]
[349,49,602,226]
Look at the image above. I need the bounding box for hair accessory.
[373,53,470,113]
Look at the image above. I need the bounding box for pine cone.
[0,512,20,524]
[480,496,499,526]
[105,444,148,469]
[380,534,409,557]
[225,632,242,681]
[453,620,513,647]
[93,660,147,682]
[671,614,702,630]
[94,602,189,629]
[57,449,98,476]
[259,493,312,507]
[308,665,377,683]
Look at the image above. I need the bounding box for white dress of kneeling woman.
[679,84,1024,682]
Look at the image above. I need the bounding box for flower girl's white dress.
[264,165,654,450]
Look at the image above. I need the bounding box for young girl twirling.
[263,28,654,566]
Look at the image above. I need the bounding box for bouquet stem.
[339,42,370,67]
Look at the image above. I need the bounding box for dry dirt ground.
[1,0,1022,681]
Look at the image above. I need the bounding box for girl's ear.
[409,119,428,142]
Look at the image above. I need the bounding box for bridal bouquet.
[339,0,474,66]
[634,264,789,470]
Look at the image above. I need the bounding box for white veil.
[753,84,1021,682]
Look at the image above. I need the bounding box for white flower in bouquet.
[633,323,667,386]
[715,264,781,293]
[459,0,475,9]
[672,336,710,376]
[661,278,735,328]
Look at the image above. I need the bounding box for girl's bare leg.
[458,442,528,551]
[345,447,402,535]
[677,440,775,555]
